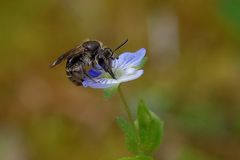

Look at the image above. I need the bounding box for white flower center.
[101,68,124,79]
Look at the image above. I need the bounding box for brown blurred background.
[0,0,240,160]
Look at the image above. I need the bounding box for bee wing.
[50,44,83,68]
[50,51,72,68]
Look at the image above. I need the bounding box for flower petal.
[82,77,118,88]
[113,48,146,69]
[88,69,102,78]
[118,70,144,82]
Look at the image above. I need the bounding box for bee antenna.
[113,38,128,53]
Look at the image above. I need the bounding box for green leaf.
[103,85,118,98]
[134,57,148,70]
[117,117,138,154]
[118,155,153,160]
[136,100,164,154]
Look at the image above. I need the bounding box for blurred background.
[0,0,240,159]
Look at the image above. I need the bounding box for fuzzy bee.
[50,39,128,86]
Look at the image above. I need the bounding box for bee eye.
[98,58,104,65]
[103,48,113,58]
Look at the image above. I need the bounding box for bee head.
[82,40,100,52]
[97,56,116,79]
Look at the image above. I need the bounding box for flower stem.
[118,86,134,123]
[118,86,142,154]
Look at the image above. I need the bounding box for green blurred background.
[0,0,240,160]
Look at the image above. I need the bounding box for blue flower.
[82,48,146,89]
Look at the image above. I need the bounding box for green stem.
[118,86,134,123]
[118,85,141,154]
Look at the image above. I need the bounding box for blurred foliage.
[118,155,153,160]
[0,0,240,160]
[178,146,219,160]
[219,0,240,26]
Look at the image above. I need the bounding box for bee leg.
[91,61,103,71]
[85,73,98,83]
[83,69,98,83]
[72,79,84,86]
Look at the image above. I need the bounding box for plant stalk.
[118,86,142,154]
[118,86,134,123]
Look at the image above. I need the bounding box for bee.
[50,39,128,86]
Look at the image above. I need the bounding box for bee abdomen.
[66,70,83,86]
